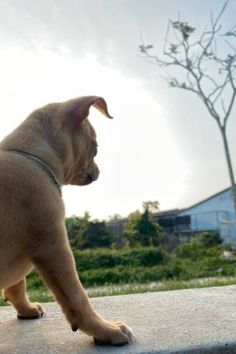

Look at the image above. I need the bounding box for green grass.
[2,276,236,306]
[1,242,235,306]
[84,277,236,297]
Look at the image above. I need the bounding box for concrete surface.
[1,286,236,353]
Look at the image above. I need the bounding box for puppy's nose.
[86,173,94,184]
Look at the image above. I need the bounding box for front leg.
[31,229,133,346]
[2,278,44,319]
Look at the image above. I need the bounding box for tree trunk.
[220,126,236,223]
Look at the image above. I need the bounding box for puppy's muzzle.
[85,166,100,185]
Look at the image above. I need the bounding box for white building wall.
[179,189,236,244]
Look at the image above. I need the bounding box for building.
[106,217,128,235]
[178,187,236,245]
[106,186,236,245]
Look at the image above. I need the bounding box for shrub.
[176,239,205,260]
[73,247,166,272]
[198,231,222,247]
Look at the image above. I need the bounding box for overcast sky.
[0,0,235,220]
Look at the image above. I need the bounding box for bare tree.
[140,1,236,222]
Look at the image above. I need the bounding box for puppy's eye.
[92,141,98,156]
[95,143,98,156]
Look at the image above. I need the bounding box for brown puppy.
[0,96,133,345]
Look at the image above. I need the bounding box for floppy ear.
[66,96,113,123]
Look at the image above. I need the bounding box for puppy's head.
[36,96,113,186]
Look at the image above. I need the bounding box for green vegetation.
[66,213,113,249]
[68,242,236,286]
[1,206,235,306]
[3,276,236,306]
[124,209,164,247]
[1,238,236,306]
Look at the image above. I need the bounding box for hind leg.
[2,278,44,319]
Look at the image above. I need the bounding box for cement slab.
[1,285,236,353]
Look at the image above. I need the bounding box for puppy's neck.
[11,150,62,196]
[2,147,65,188]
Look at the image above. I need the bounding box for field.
[1,242,236,306]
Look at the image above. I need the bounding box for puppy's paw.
[17,302,45,319]
[94,321,134,346]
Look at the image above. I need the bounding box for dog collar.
[11,150,62,197]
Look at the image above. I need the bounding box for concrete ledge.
[1,285,236,353]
